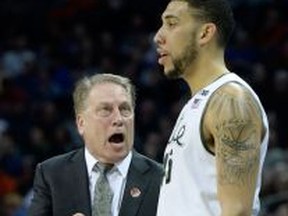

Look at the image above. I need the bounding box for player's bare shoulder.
[202,81,265,152]
[205,81,263,131]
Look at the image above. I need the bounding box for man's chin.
[164,68,182,79]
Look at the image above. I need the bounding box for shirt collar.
[85,148,132,177]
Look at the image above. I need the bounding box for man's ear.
[198,23,217,46]
[76,114,85,136]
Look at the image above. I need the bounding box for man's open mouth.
[108,133,124,143]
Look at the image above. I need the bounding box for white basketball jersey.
[156,73,269,216]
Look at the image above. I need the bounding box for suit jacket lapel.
[66,148,91,216]
[119,151,151,216]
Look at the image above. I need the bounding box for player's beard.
[166,33,198,79]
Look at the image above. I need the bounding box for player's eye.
[167,21,176,28]
[165,18,178,29]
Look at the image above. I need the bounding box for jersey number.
[163,149,173,184]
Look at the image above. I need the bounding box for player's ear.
[198,23,217,46]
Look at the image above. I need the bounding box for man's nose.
[112,109,124,126]
[153,27,165,45]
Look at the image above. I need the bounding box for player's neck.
[183,53,229,96]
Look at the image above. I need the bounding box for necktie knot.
[94,162,113,174]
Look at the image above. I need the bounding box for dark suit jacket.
[28,148,163,216]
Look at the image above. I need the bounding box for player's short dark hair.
[172,0,235,47]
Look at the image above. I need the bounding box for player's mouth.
[159,54,169,65]
[157,48,169,65]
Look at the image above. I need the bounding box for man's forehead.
[97,99,131,105]
[90,84,131,101]
[162,1,190,19]
[90,95,132,107]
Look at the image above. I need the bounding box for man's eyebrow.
[97,102,111,106]
[162,14,179,21]
[120,100,133,106]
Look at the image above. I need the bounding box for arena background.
[0,0,287,215]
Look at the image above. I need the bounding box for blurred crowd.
[0,0,287,215]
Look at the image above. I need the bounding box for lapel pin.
[130,187,141,198]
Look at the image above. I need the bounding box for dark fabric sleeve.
[28,163,52,216]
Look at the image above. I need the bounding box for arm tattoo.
[209,88,261,186]
[216,118,259,186]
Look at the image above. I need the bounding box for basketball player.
[154,0,269,215]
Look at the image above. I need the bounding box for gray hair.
[73,73,136,114]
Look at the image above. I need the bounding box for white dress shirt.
[85,148,132,216]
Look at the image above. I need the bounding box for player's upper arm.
[205,82,263,216]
